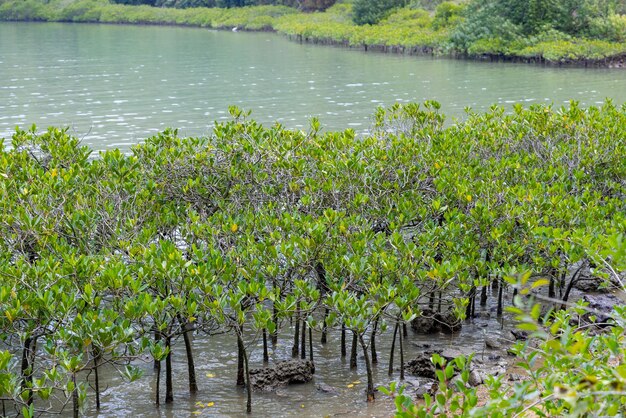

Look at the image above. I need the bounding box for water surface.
[1,22,625,150]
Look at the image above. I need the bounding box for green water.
[1,22,625,150]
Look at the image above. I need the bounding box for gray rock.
[582,294,622,326]
[398,377,437,399]
[414,380,437,399]
[468,370,483,387]
[315,382,339,395]
[485,337,501,349]
[441,348,468,360]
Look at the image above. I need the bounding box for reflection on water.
[1,22,625,151]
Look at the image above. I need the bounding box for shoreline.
[1,5,625,69]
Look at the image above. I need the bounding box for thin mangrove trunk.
[371,318,378,364]
[165,336,173,404]
[154,329,161,370]
[292,312,300,358]
[388,321,399,376]
[237,327,245,386]
[300,319,306,360]
[155,357,161,406]
[341,322,346,358]
[271,301,278,346]
[359,334,375,402]
[238,333,252,414]
[497,278,504,316]
[93,347,101,409]
[21,336,37,407]
[72,373,79,418]
[350,331,358,369]
[263,328,269,364]
[562,262,587,309]
[321,308,329,344]
[308,326,314,369]
[180,317,198,394]
[399,324,405,380]
[480,286,488,306]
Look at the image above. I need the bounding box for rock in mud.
[405,351,439,379]
[572,262,615,293]
[249,360,314,391]
[484,336,501,349]
[441,347,469,360]
[435,310,463,333]
[468,370,483,387]
[582,294,622,326]
[411,309,462,334]
[396,376,437,399]
[411,309,439,333]
[509,330,528,341]
[315,382,339,395]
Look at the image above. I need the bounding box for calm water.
[1,22,625,150]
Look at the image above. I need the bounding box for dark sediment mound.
[249,359,314,391]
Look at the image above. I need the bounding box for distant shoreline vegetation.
[1,0,625,66]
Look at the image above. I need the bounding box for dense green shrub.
[352,0,407,25]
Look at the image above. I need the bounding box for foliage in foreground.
[1,0,625,63]
[384,263,626,417]
[0,101,624,416]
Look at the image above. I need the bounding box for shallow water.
[82,287,513,417]
[1,22,625,150]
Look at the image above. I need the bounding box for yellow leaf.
[230,223,238,233]
[192,411,202,415]
[465,194,472,202]
[352,380,361,385]
[347,384,354,388]
[207,402,215,407]
[300,404,305,408]
[50,168,58,178]
[195,401,205,407]
[205,373,215,378]
[434,162,441,170]
[531,279,550,289]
